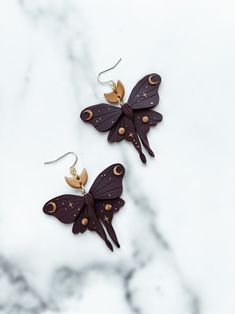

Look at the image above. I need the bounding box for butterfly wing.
[43,194,113,250]
[43,195,84,223]
[80,104,122,132]
[133,110,163,156]
[72,200,113,251]
[128,73,161,110]
[89,163,125,199]
[95,198,125,248]
[108,115,147,163]
[89,164,125,247]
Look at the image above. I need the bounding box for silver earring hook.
[44,152,78,176]
[97,58,122,88]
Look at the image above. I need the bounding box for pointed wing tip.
[115,242,120,248]
[106,240,113,251]
[140,153,147,163]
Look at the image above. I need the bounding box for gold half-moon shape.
[83,109,93,121]
[148,75,159,85]
[79,168,88,186]
[113,165,123,176]
[48,202,57,213]
[104,80,125,104]
[65,176,82,188]
[65,168,88,189]
[116,80,125,99]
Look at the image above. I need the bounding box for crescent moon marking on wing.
[113,165,123,176]
[84,109,93,121]
[148,75,159,85]
[48,202,57,213]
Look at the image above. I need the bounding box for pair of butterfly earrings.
[43,59,163,251]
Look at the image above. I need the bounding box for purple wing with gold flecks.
[43,195,84,223]
[128,73,161,110]
[95,198,125,248]
[134,109,163,157]
[72,200,114,251]
[89,163,125,200]
[80,104,122,132]
[89,164,125,248]
[108,115,147,163]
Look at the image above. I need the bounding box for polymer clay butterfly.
[80,74,163,163]
[43,163,125,251]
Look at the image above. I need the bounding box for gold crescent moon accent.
[148,75,159,85]
[83,109,93,121]
[65,168,88,189]
[113,165,123,176]
[104,80,125,104]
[48,202,57,213]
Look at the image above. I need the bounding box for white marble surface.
[0,0,235,313]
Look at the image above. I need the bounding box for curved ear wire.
[44,152,87,193]
[44,152,78,176]
[97,58,122,88]
[97,58,125,104]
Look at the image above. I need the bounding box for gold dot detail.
[142,116,149,123]
[81,218,89,225]
[118,127,126,135]
[105,204,112,211]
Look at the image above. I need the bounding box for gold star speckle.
[129,132,134,138]
[68,202,73,208]
[104,216,109,223]
[143,92,147,98]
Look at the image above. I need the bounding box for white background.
[0,0,234,313]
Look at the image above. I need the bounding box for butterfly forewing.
[80,104,122,132]
[128,73,161,110]
[43,195,84,224]
[89,164,125,200]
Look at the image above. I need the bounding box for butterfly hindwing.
[43,195,84,224]
[72,203,113,251]
[128,73,161,110]
[133,109,163,156]
[108,115,147,163]
[95,198,125,248]
[80,104,122,132]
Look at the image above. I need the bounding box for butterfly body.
[43,164,125,251]
[81,73,163,163]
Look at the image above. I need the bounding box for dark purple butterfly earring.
[80,59,163,163]
[43,152,125,251]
